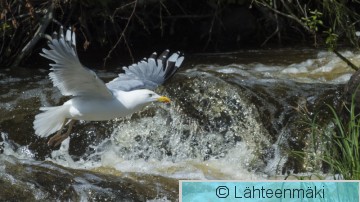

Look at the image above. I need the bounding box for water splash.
[15,70,272,180]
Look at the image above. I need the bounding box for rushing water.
[0,49,357,200]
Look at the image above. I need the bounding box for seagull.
[33,27,184,147]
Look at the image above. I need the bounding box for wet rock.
[0,155,178,201]
[162,71,272,166]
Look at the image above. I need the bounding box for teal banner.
[180,181,359,202]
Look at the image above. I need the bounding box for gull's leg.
[48,119,76,147]
[47,119,67,146]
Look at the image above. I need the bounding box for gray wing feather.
[41,27,113,98]
[106,49,184,91]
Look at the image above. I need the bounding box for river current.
[0,49,357,200]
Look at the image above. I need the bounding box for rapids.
[0,49,356,200]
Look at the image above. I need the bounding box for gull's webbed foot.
[47,133,70,147]
[48,119,76,147]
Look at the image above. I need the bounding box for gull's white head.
[135,89,171,104]
[116,89,170,110]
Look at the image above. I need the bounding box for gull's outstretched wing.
[41,27,113,98]
[106,50,184,91]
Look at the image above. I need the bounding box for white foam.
[331,73,353,83]
[37,132,265,180]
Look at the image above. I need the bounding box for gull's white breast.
[65,96,135,121]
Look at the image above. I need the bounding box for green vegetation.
[1,1,360,67]
[301,9,323,46]
[295,92,360,180]
[324,29,339,51]
[325,95,360,179]
[301,10,323,33]
[254,0,360,47]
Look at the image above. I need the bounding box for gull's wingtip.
[64,27,76,47]
[65,28,72,42]
[72,31,76,47]
[167,51,184,66]
[59,26,65,38]
[175,55,184,68]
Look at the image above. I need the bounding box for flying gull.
[33,27,184,147]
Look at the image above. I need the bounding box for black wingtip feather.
[163,51,184,81]
[158,50,170,69]
[149,52,157,59]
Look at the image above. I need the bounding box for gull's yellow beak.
[157,96,171,103]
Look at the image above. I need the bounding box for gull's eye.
[148,93,153,97]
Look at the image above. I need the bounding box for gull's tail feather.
[33,106,69,137]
